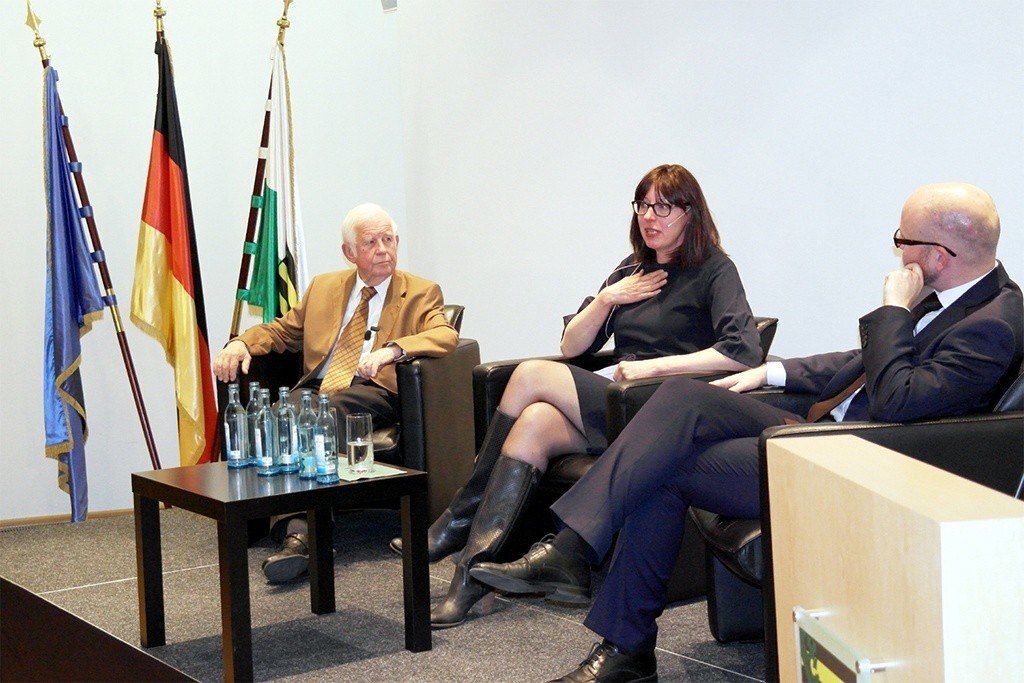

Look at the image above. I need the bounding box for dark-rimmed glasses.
[631,201,687,217]
[892,229,957,257]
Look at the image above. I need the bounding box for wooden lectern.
[766,435,1024,682]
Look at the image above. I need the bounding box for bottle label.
[278,429,297,465]
[315,435,328,473]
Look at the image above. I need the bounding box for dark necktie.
[805,293,943,423]
[320,286,376,394]
[910,291,943,327]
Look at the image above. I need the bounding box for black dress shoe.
[469,535,590,605]
[262,533,309,583]
[550,642,657,682]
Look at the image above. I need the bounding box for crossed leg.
[497,360,594,471]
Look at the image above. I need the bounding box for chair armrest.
[472,350,617,449]
[753,316,778,363]
[604,371,734,441]
[397,338,481,520]
[758,411,1024,498]
[744,387,818,418]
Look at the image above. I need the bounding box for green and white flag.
[243,42,307,322]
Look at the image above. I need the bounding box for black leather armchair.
[689,369,1024,680]
[471,316,779,598]
[215,305,480,521]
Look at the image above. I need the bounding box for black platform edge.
[0,576,195,683]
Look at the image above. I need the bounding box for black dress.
[563,247,761,452]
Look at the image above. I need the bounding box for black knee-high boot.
[390,410,517,562]
[430,456,539,628]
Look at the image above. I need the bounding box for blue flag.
[42,66,104,522]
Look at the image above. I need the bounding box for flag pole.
[229,0,295,338]
[25,1,162,470]
[154,0,166,40]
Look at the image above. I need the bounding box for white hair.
[341,203,398,247]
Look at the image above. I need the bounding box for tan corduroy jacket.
[235,269,458,393]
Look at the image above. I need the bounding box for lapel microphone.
[364,326,379,341]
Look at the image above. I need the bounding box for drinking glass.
[345,413,374,475]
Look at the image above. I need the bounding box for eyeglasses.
[631,201,687,217]
[892,229,957,257]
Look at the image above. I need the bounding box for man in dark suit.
[471,182,1022,683]
[214,203,458,582]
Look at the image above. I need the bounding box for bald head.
[901,182,1000,269]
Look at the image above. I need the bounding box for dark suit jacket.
[781,263,1022,421]
[235,269,459,394]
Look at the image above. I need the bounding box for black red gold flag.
[130,37,217,466]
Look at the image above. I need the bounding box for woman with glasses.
[404,163,763,628]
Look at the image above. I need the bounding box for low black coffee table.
[132,462,430,682]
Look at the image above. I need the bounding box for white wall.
[397,0,1023,360]
[2,1,1021,520]
[0,1,405,520]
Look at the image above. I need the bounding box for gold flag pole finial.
[24,0,49,64]
[277,0,294,46]
[154,0,166,36]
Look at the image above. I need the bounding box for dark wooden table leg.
[218,517,253,682]
[401,489,431,651]
[308,507,335,615]
[134,493,165,648]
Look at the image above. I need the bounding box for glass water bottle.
[296,390,318,479]
[274,387,300,474]
[314,394,340,484]
[223,383,248,468]
[255,388,280,476]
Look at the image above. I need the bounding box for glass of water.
[346,413,374,475]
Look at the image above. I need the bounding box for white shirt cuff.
[765,361,786,387]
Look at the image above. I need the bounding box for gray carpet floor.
[0,508,764,682]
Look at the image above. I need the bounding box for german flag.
[130,36,216,466]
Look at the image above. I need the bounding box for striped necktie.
[320,286,376,394]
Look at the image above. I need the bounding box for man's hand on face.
[883,262,925,309]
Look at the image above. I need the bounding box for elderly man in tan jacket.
[214,203,458,582]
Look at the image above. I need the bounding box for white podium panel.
[767,434,1024,682]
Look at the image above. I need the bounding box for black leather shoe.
[262,533,309,583]
[469,535,590,605]
[550,642,657,682]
